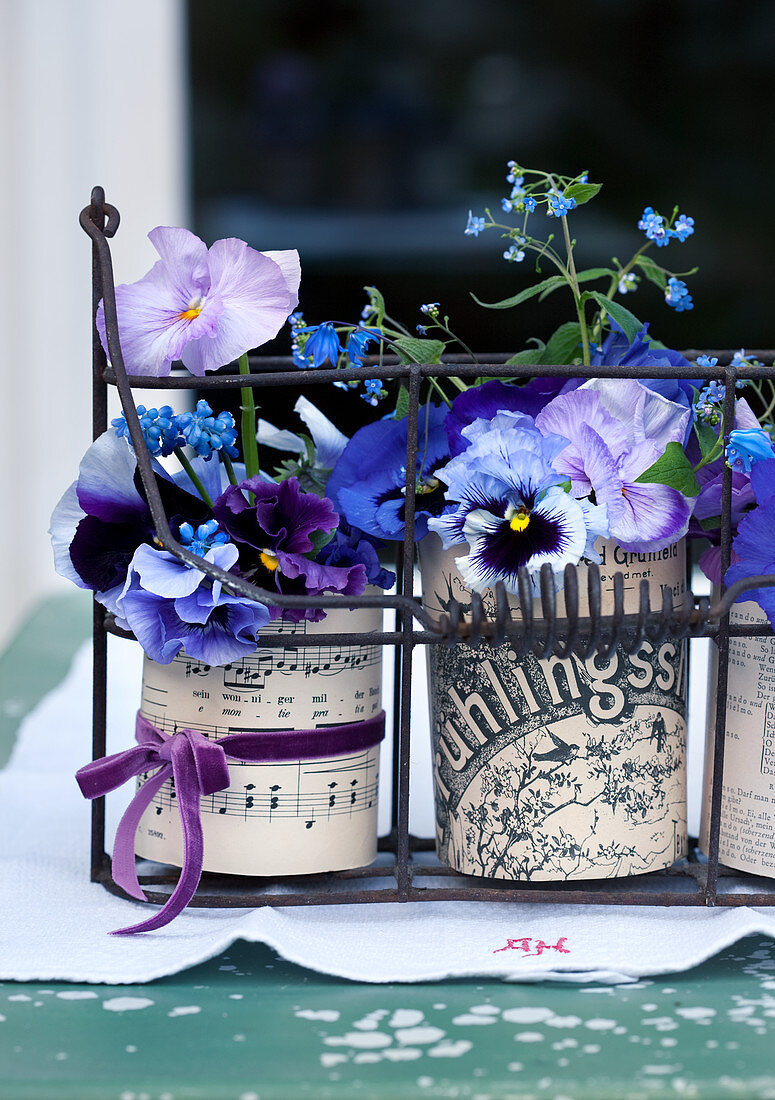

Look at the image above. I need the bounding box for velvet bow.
[76,710,385,935]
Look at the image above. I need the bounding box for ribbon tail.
[112,739,205,935]
[110,766,172,901]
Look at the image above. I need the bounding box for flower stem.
[221,451,238,486]
[238,353,260,479]
[174,447,214,508]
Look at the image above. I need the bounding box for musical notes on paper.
[134,605,384,876]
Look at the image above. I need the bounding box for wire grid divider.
[81,186,775,909]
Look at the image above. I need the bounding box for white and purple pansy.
[428,412,609,594]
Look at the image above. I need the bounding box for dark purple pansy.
[316,522,396,590]
[214,475,368,621]
[50,429,213,616]
[727,458,775,624]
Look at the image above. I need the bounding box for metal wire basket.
[82,186,775,909]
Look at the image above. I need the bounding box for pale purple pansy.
[96,227,301,376]
[536,379,693,553]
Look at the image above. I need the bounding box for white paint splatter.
[545,1015,582,1029]
[642,1004,658,1011]
[585,1018,617,1031]
[641,1016,679,1031]
[0,1015,6,1023]
[353,1009,389,1031]
[469,1005,500,1016]
[427,1040,473,1058]
[219,965,236,971]
[507,1062,524,1072]
[394,1026,446,1045]
[676,1007,715,1021]
[324,1032,392,1049]
[451,1013,496,1026]
[238,1093,260,1100]
[125,1046,137,1053]
[7,995,31,1002]
[417,1077,434,1087]
[514,1032,545,1043]
[613,1027,627,1035]
[168,1006,201,1018]
[388,1009,424,1029]
[382,1048,422,1061]
[102,997,154,1012]
[54,1053,68,1062]
[56,991,98,1001]
[320,1053,348,1068]
[353,1052,382,1064]
[660,1037,678,1048]
[502,1007,553,1024]
[642,1065,678,1075]
[295,1009,340,1022]
[583,1044,601,1054]
[433,1003,446,1010]
[229,995,244,1001]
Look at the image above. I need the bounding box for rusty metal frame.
[82,186,775,909]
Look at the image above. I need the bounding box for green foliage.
[472,275,573,311]
[505,346,545,367]
[563,181,602,206]
[394,384,411,420]
[393,336,445,365]
[635,256,668,291]
[695,420,720,461]
[539,322,582,365]
[583,290,643,344]
[635,441,700,497]
[363,285,386,326]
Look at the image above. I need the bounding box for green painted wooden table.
[3,597,775,1100]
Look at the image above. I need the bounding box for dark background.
[188,0,775,431]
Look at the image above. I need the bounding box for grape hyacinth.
[176,400,239,459]
[112,405,182,457]
[178,519,231,557]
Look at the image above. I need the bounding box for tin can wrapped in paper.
[421,535,688,882]
[134,607,383,877]
[700,598,775,877]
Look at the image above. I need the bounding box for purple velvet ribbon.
[76,709,385,935]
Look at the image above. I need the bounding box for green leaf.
[472,274,572,311]
[537,276,570,302]
[563,182,602,206]
[539,322,582,365]
[635,256,668,291]
[635,441,700,497]
[505,346,545,367]
[576,267,616,283]
[695,420,719,460]
[393,336,445,365]
[584,291,643,344]
[394,384,410,420]
[307,527,337,555]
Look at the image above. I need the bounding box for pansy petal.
[261,249,302,312]
[147,226,211,299]
[256,420,306,454]
[50,482,89,588]
[181,240,296,374]
[294,395,349,468]
[75,430,147,522]
[612,481,691,551]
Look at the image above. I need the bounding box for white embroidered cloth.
[2,635,775,985]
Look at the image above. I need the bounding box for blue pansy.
[327,404,451,541]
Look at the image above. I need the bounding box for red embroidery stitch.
[493,936,570,956]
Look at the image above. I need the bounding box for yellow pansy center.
[179,295,204,321]
[417,476,439,495]
[506,504,531,532]
[259,550,279,573]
